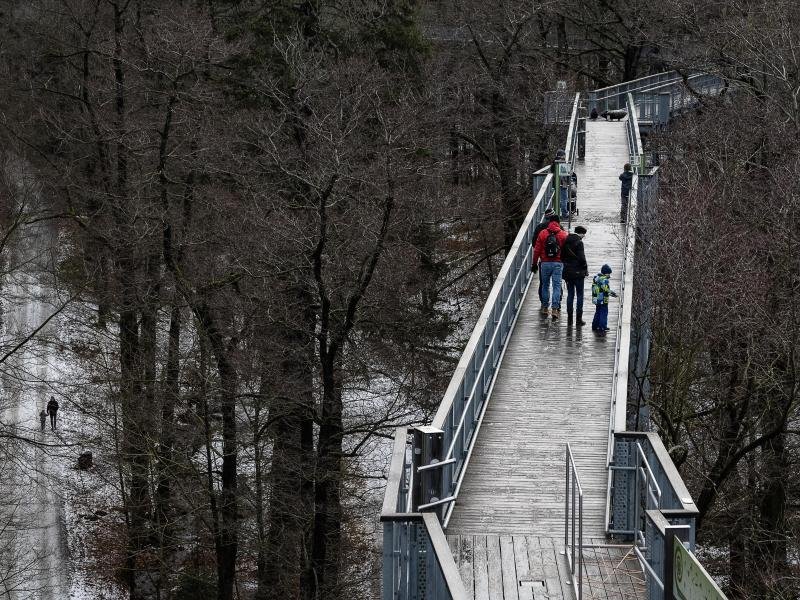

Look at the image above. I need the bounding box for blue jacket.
[591,274,617,305]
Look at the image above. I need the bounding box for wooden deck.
[447,535,646,600]
[443,121,642,598]
[446,120,630,538]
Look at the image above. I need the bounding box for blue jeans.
[592,304,609,330]
[565,278,584,313]
[560,186,569,216]
[538,270,543,303]
[540,262,563,309]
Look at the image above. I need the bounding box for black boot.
[567,311,573,324]
[576,311,585,326]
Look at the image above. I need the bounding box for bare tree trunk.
[194,306,239,600]
[311,358,344,599]
[259,307,316,600]
[156,303,180,540]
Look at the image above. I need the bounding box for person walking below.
[39,409,47,432]
[591,264,618,336]
[47,396,59,431]
[532,215,568,319]
[619,163,633,223]
[562,225,589,325]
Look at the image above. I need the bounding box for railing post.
[383,522,394,600]
[658,92,671,125]
[610,435,636,538]
[412,426,445,520]
[662,525,691,600]
[577,117,586,160]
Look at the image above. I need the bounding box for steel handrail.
[564,93,581,162]
[590,71,712,100]
[604,92,641,534]
[636,442,663,508]
[565,443,584,600]
[381,428,469,600]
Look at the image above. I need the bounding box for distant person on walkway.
[533,209,558,303]
[619,163,634,222]
[47,396,59,430]
[591,264,618,336]
[550,149,570,217]
[590,107,598,120]
[533,215,568,319]
[39,409,47,432]
[562,226,589,326]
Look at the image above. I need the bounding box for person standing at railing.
[550,149,570,217]
[619,163,633,223]
[562,225,588,326]
[532,215,568,319]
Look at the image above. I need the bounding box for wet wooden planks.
[446,535,646,600]
[446,120,631,539]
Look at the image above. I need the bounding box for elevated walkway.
[446,120,628,539]
[382,76,719,600]
[443,121,643,599]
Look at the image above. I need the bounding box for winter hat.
[601,264,612,274]
[544,208,555,216]
[574,225,587,235]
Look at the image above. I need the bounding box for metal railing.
[625,93,644,170]
[589,71,727,124]
[590,72,690,109]
[602,92,642,535]
[533,93,582,223]
[609,432,700,599]
[565,444,584,600]
[381,427,468,600]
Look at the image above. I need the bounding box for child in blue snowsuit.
[591,264,617,336]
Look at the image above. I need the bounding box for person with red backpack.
[532,215,568,319]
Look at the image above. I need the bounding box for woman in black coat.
[562,226,588,325]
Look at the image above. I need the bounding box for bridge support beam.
[412,426,445,521]
[658,93,671,125]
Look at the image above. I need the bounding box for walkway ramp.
[382,75,718,600]
[445,120,629,540]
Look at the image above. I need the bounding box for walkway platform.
[447,535,645,600]
[443,121,643,599]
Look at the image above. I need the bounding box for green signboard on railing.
[673,537,728,600]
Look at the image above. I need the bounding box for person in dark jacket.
[590,107,598,120]
[562,225,588,325]
[39,409,47,432]
[550,150,570,217]
[46,396,59,430]
[532,216,568,318]
[591,264,618,336]
[619,163,633,222]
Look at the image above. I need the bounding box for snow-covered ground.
[0,162,124,599]
[0,200,71,599]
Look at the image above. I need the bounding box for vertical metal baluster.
[572,475,576,575]
[578,493,584,600]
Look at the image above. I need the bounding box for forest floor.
[0,204,124,599]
